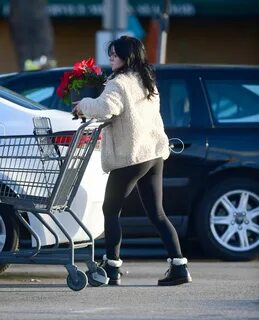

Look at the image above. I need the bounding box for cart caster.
[86,267,109,287]
[67,270,88,291]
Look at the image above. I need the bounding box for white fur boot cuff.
[167,257,188,265]
[172,257,188,265]
[103,254,123,267]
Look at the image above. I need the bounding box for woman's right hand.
[72,102,86,121]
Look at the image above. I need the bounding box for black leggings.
[102,158,183,260]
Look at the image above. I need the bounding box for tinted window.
[157,79,190,128]
[0,86,46,110]
[20,85,70,112]
[23,87,55,105]
[206,80,259,123]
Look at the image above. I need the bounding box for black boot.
[158,258,192,286]
[99,255,122,285]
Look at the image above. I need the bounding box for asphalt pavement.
[0,260,258,320]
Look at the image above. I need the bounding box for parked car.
[1,64,259,261]
[0,67,76,113]
[0,86,108,273]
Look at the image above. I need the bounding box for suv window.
[21,86,70,112]
[0,86,46,110]
[23,87,55,105]
[205,80,259,123]
[157,79,190,128]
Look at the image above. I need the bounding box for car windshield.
[0,85,47,110]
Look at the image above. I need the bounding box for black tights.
[102,158,183,260]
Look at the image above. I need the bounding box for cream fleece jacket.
[77,72,170,173]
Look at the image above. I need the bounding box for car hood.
[0,99,97,136]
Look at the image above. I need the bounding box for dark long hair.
[107,36,157,100]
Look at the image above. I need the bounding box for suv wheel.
[196,178,259,261]
[0,205,19,274]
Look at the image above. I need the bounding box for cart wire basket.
[0,117,110,290]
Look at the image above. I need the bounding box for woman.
[73,36,192,286]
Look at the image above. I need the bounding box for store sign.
[0,0,258,18]
[47,3,103,17]
[0,2,101,17]
[0,0,195,17]
[131,2,195,16]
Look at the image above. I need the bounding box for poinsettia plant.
[56,57,106,105]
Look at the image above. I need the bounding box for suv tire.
[196,177,259,261]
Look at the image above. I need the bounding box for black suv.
[1,65,259,261]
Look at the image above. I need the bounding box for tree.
[9,0,56,70]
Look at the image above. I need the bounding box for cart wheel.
[87,267,109,287]
[66,270,88,291]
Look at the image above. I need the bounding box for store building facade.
[0,0,258,72]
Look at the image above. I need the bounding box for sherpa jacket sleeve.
[76,77,124,119]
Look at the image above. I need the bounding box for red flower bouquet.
[56,58,106,105]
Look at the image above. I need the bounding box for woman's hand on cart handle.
[72,102,83,117]
[72,102,86,122]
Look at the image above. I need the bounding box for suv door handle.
[169,138,192,154]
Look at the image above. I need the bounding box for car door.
[121,67,210,237]
[156,68,209,223]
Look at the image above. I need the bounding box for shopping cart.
[0,117,110,290]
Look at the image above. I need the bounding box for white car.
[0,86,108,273]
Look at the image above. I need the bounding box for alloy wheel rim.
[0,216,7,251]
[210,189,259,252]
